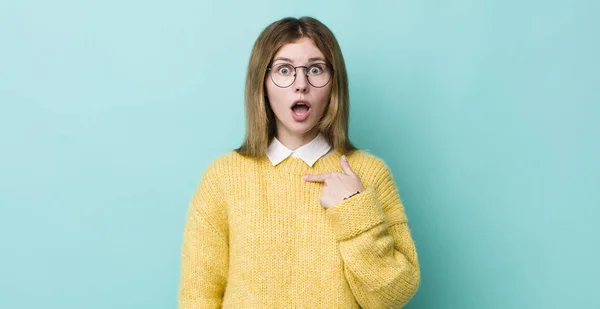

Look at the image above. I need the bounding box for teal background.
[1,0,598,308]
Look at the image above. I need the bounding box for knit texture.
[178,149,420,308]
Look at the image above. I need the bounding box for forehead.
[272,37,325,63]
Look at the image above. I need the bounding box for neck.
[276,127,319,150]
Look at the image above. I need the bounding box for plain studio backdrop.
[0,0,598,308]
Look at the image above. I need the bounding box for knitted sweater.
[178,149,420,308]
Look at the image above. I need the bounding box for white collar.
[267,133,333,167]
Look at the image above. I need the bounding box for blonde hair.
[235,16,357,157]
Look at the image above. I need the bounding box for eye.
[308,64,325,75]
[275,64,294,75]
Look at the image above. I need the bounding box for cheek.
[265,84,287,111]
[315,87,333,110]
[264,82,276,103]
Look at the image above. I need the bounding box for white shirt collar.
[267,132,333,167]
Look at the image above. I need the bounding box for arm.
[326,161,420,309]
[178,162,229,309]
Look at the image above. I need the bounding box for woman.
[179,16,420,308]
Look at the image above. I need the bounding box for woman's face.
[265,37,333,140]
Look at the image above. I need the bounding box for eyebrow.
[272,57,327,63]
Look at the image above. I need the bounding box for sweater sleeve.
[325,161,420,309]
[178,161,229,309]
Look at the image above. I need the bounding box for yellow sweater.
[178,149,420,308]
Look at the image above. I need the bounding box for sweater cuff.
[325,187,386,241]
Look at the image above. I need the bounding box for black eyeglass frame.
[266,63,335,88]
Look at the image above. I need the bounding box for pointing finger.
[303,173,331,182]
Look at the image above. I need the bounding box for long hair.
[235,16,357,157]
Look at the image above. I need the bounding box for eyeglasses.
[267,63,334,88]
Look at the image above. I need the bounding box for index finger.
[303,173,330,182]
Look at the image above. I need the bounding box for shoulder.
[194,151,245,194]
[203,150,248,173]
[196,150,265,200]
[346,149,392,176]
[201,150,260,180]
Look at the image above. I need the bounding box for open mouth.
[291,101,311,115]
[290,100,312,122]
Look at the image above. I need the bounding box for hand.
[303,155,365,209]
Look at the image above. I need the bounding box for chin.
[287,123,317,135]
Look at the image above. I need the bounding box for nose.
[294,69,309,93]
